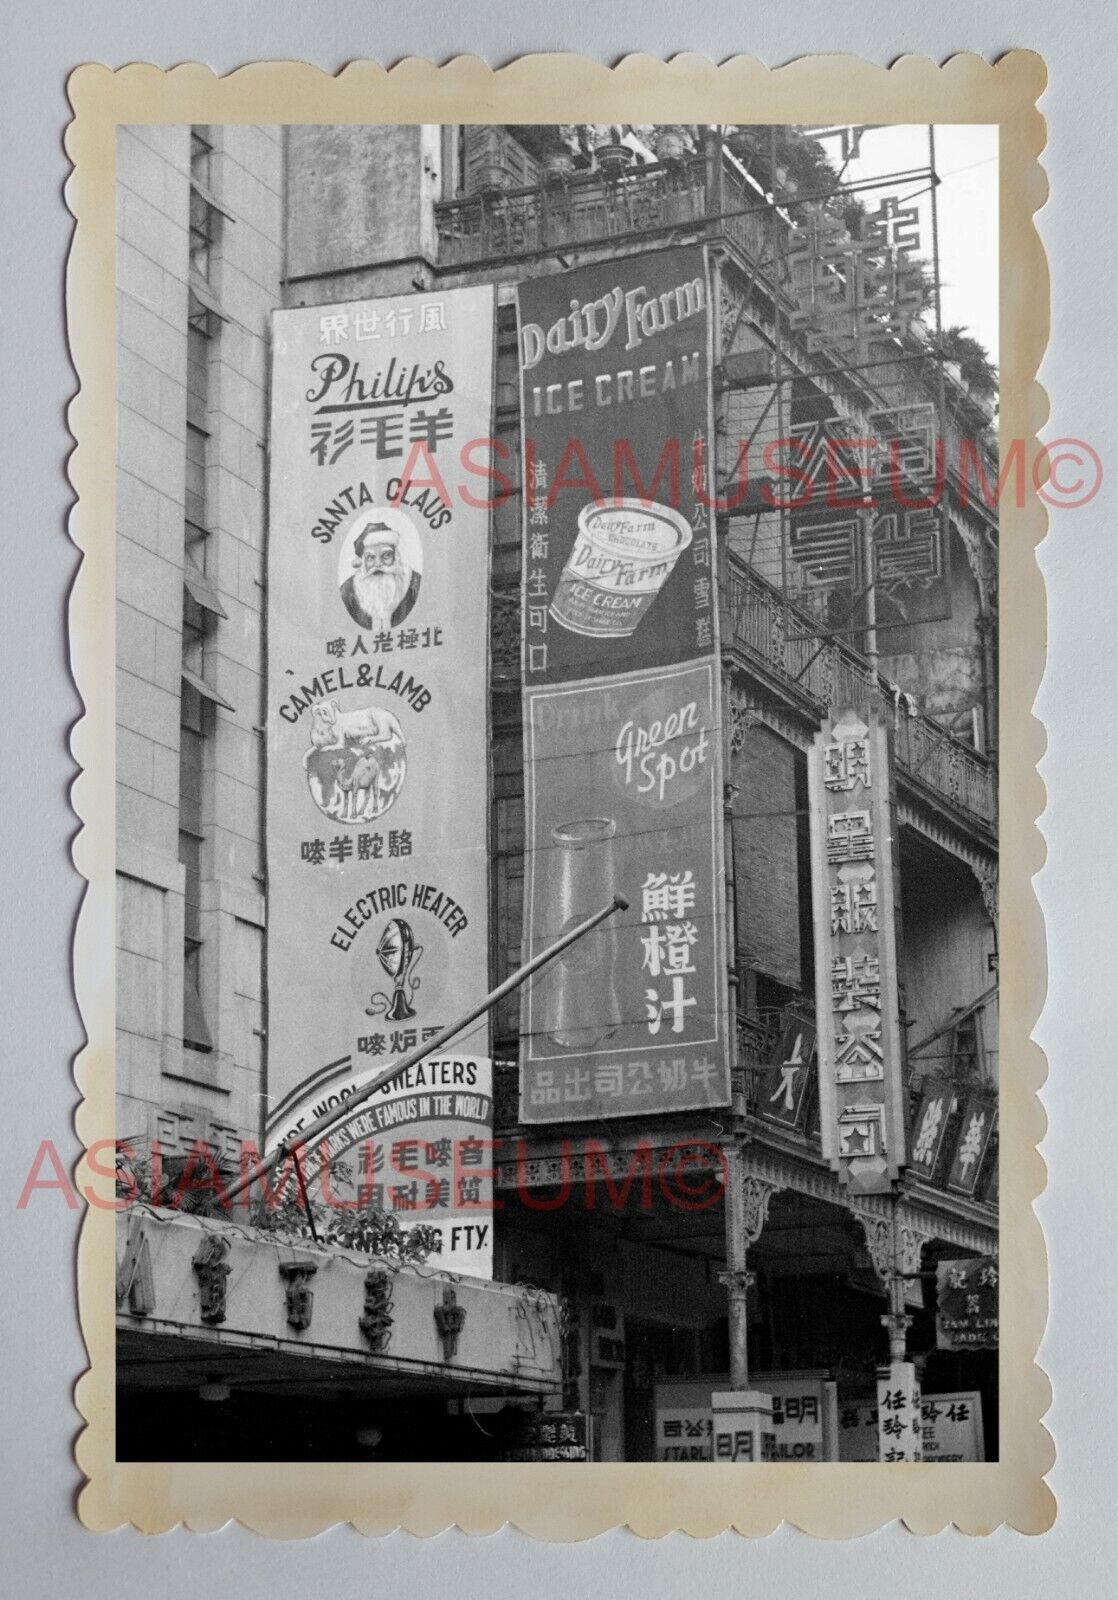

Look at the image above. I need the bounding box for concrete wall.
[730,726,802,992]
[115,124,283,1158]
[283,125,443,306]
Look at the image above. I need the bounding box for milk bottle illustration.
[542,817,623,1049]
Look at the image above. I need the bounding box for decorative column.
[714,1157,781,1463]
[851,1200,933,1362]
[852,1199,933,1460]
[718,1153,780,1389]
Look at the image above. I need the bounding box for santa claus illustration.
[339,520,422,631]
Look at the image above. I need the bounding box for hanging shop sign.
[501,1411,590,1462]
[945,1097,997,1197]
[936,1256,999,1351]
[907,1077,955,1182]
[265,288,496,1252]
[807,707,907,1192]
[918,1391,986,1461]
[516,245,729,1123]
[757,1016,817,1132]
[838,1390,985,1462]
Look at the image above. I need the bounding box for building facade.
[115,122,999,1462]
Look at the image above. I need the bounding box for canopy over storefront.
[116,1209,563,1404]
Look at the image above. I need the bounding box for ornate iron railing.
[435,157,712,268]
[434,152,783,274]
[724,555,997,828]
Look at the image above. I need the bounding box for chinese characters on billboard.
[265,288,495,1272]
[515,246,729,1122]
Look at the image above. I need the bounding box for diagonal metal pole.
[292,1144,320,1243]
[224,893,629,1208]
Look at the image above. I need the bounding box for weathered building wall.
[879,522,988,729]
[283,124,444,305]
[730,726,802,993]
[115,124,283,1157]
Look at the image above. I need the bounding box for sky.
[839,123,1000,367]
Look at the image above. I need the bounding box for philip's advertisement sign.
[516,246,729,1122]
[265,288,494,1270]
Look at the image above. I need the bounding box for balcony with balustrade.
[722,555,997,838]
[435,153,716,272]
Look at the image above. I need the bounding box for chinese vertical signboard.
[265,289,495,1272]
[787,199,925,361]
[945,1098,997,1196]
[876,1362,923,1462]
[908,1077,954,1181]
[808,708,906,1191]
[784,198,949,629]
[515,246,729,1122]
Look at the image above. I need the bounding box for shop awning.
[115,1208,562,1395]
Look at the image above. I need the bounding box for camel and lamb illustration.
[302,698,408,824]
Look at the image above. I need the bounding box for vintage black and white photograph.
[105,108,1005,1474]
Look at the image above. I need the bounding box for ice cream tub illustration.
[549,497,693,639]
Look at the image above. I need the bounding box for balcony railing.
[724,555,997,830]
[435,157,712,269]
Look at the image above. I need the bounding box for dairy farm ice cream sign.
[550,498,693,639]
[517,245,730,1123]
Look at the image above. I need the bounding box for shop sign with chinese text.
[502,1411,589,1462]
[876,1361,923,1461]
[654,1375,839,1461]
[516,246,728,1122]
[945,1097,997,1196]
[807,708,906,1191]
[838,1390,984,1462]
[908,1077,955,1181]
[264,289,495,1229]
[757,1017,817,1132]
[936,1256,999,1350]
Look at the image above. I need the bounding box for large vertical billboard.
[265,288,495,1264]
[807,707,907,1191]
[516,246,730,1123]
